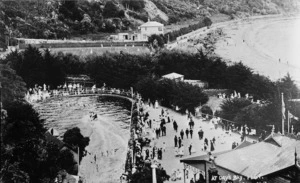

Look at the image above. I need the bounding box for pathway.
[142,104,255,183]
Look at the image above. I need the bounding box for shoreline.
[169,14,300,83]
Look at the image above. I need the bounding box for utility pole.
[0,82,2,144]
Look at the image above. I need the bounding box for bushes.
[127,11,148,22]
[201,105,213,117]
[135,76,209,113]
[164,19,207,42]
[122,0,145,11]
[220,98,252,121]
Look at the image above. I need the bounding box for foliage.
[0,63,27,106]
[1,100,63,183]
[129,163,170,183]
[63,127,89,161]
[122,0,145,11]
[201,105,213,116]
[203,17,212,27]
[135,76,209,113]
[103,1,122,18]
[148,34,165,50]
[220,98,252,121]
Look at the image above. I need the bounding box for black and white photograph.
[0,0,300,183]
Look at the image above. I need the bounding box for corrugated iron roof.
[181,135,300,178]
[214,134,300,178]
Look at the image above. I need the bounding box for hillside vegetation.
[1,0,299,46]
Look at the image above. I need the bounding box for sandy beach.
[215,16,300,83]
[169,15,300,85]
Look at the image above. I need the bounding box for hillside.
[1,0,300,48]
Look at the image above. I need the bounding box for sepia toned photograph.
[0,0,300,183]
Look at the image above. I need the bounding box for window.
[145,27,147,31]
[158,27,162,31]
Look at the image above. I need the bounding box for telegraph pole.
[0,82,3,144]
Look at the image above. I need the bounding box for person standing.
[178,137,182,148]
[210,140,215,152]
[174,135,178,147]
[185,128,189,139]
[180,129,184,139]
[190,129,193,139]
[173,121,178,132]
[190,178,194,183]
[188,144,192,155]
[149,119,152,129]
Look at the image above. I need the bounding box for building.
[139,21,164,41]
[161,72,208,88]
[65,75,94,87]
[184,79,209,88]
[162,72,184,81]
[113,21,164,42]
[181,134,300,183]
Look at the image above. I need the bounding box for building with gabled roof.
[181,134,300,183]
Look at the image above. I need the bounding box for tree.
[103,1,120,18]
[18,45,45,87]
[129,163,169,183]
[203,17,212,28]
[148,34,165,50]
[0,64,26,106]
[220,98,252,122]
[63,127,89,161]
[225,62,253,94]
[122,0,145,11]
[43,49,65,89]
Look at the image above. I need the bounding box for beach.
[215,16,300,83]
[169,15,300,85]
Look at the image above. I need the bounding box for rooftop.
[181,134,300,178]
[140,21,164,27]
[162,72,184,79]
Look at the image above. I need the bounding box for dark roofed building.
[181,134,300,183]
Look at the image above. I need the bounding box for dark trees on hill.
[122,0,145,11]
[0,64,26,106]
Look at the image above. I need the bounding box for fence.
[19,41,148,49]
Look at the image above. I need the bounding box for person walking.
[185,128,189,139]
[180,129,184,139]
[190,129,193,139]
[174,135,178,147]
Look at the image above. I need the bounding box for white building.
[162,72,184,81]
[139,21,164,41]
[162,72,208,88]
[112,21,164,42]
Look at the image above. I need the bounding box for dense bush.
[122,0,145,11]
[63,127,89,162]
[135,76,209,113]
[220,98,252,121]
